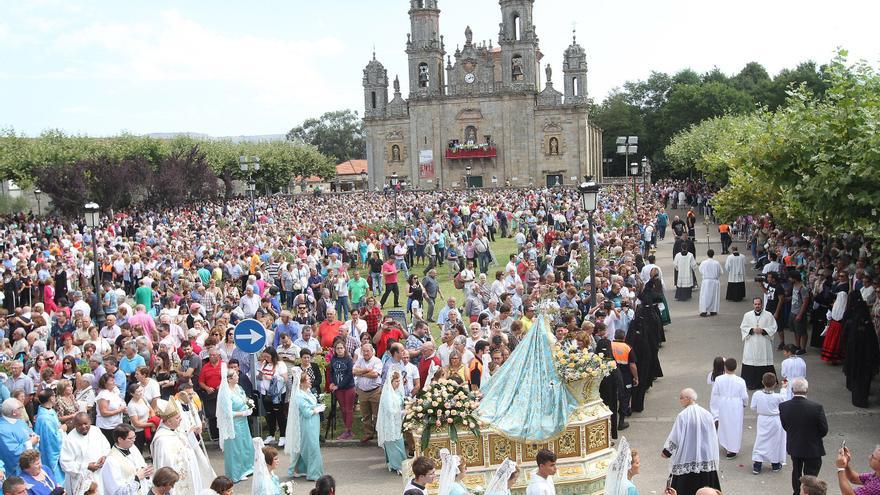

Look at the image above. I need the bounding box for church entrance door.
[466,176,484,188]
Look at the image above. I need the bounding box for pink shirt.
[129,311,157,342]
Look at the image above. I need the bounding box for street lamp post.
[641,157,652,186]
[239,156,260,223]
[34,189,42,215]
[390,172,400,222]
[616,136,638,178]
[465,166,472,189]
[84,202,106,327]
[578,177,600,308]
[629,161,640,214]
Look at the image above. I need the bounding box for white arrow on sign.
[235,329,264,345]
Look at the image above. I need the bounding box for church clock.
[464,72,476,84]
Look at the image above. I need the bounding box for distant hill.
[146,132,286,143]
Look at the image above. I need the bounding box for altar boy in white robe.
[60,412,111,495]
[673,247,699,301]
[102,424,153,495]
[698,249,723,317]
[749,372,787,475]
[724,247,746,302]
[740,297,778,390]
[710,358,748,458]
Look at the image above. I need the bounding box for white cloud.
[48,9,346,105]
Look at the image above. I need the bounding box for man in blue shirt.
[272,311,301,347]
[118,342,145,378]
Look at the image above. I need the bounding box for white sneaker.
[264,435,275,445]
[278,437,286,447]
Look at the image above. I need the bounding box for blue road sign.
[234,318,267,354]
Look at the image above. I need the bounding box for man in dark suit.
[780,377,828,495]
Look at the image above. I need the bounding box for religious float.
[402,297,617,494]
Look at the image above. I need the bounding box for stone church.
[362,0,603,190]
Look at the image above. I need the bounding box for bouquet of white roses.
[403,379,481,450]
[552,340,616,383]
[280,480,296,495]
[245,398,255,411]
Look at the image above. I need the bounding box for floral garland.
[553,339,616,383]
[403,379,482,449]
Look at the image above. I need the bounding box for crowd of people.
[0,176,874,495]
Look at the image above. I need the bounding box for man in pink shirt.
[379,258,399,308]
[128,304,157,342]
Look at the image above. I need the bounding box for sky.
[1,0,878,137]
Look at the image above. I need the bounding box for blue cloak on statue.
[477,312,577,442]
[34,406,65,484]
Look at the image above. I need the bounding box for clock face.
[464,73,476,84]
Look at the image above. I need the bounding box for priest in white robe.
[709,358,748,457]
[60,412,111,495]
[661,388,721,495]
[673,248,698,301]
[698,250,723,316]
[724,247,746,302]
[740,297,778,390]
[102,424,152,495]
[151,399,215,495]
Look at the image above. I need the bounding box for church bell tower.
[498,0,539,91]
[407,0,446,98]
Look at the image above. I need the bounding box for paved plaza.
[218,213,879,495]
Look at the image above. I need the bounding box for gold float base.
[403,400,614,495]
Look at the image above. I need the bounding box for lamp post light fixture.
[239,155,260,223]
[83,202,106,327]
[465,166,472,189]
[578,177,600,308]
[34,189,42,215]
[390,172,400,222]
[629,161,640,214]
[616,136,638,178]
[641,156,652,186]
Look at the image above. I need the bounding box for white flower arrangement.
[280,480,296,495]
[552,340,616,383]
[403,379,481,449]
[245,398,255,411]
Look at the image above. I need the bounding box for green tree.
[286,109,365,163]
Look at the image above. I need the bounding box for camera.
[754,274,767,283]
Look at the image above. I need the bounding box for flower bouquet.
[245,398,255,411]
[552,340,616,403]
[403,379,482,450]
[280,480,296,495]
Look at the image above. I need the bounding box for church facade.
[362,0,603,190]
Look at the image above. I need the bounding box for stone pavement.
[211,211,879,495]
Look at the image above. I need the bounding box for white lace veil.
[438,448,462,495]
[284,366,303,463]
[217,361,234,450]
[251,437,272,495]
[480,352,492,389]
[484,458,517,495]
[604,436,632,495]
[377,369,404,446]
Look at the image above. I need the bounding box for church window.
[371,91,377,109]
[416,0,424,8]
[573,77,580,96]
[549,137,559,155]
[391,145,401,162]
[512,55,524,82]
[418,63,429,88]
[465,126,477,144]
[512,13,521,40]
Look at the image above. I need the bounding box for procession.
[3,1,880,494]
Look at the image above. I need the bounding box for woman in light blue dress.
[218,366,256,482]
[377,370,406,474]
[286,370,325,481]
[251,437,282,495]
